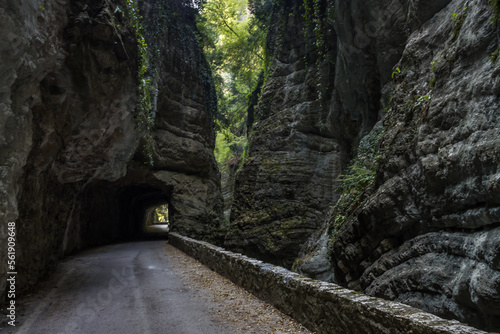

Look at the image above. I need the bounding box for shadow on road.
[140,224,169,240]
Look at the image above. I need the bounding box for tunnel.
[74,176,176,248]
[116,184,173,240]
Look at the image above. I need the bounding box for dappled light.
[143,202,170,238]
[154,204,169,224]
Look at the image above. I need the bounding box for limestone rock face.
[226,2,343,268]
[229,0,500,331]
[330,1,500,330]
[0,0,222,298]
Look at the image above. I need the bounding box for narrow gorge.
[0,0,499,332]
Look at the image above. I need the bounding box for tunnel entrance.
[143,203,170,237]
[116,184,173,240]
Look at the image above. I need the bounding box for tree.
[197,0,270,168]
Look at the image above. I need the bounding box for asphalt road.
[5,236,310,334]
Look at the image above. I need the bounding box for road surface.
[4,238,310,334]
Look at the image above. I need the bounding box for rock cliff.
[330,1,500,331]
[0,0,222,298]
[226,0,342,269]
[228,0,500,331]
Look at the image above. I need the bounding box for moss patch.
[490,47,499,62]
[327,125,383,244]
[490,0,499,24]
[451,6,468,40]
[123,0,156,166]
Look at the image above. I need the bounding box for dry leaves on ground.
[165,244,313,334]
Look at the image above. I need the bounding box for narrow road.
[6,239,310,334]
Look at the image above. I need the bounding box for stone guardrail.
[169,233,488,334]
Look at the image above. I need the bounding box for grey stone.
[328,1,500,331]
[171,233,486,334]
[226,0,342,269]
[0,0,222,300]
[228,0,500,331]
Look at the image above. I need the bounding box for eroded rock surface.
[0,0,222,298]
[226,1,342,268]
[229,0,500,331]
[330,2,500,331]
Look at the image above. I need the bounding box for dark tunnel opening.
[117,185,173,240]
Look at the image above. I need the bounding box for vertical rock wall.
[226,0,342,268]
[228,0,500,331]
[0,0,222,299]
[330,1,500,331]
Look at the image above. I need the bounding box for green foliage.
[197,0,271,171]
[197,0,267,119]
[391,67,401,79]
[398,92,432,116]
[490,0,499,24]
[302,0,334,58]
[301,0,335,83]
[328,126,383,242]
[429,75,436,89]
[124,0,156,166]
[155,204,169,223]
[413,94,431,110]
[214,122,247,170]
[302,0,330,58]
[214,132,232,167]
[301,0,334,107]
[451,7,468,40]
[491,47,500,62]
[337,165,376,193]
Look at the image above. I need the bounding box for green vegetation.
[328,126,383,242]
[214,127,246,169]
[429,75,436,89]
[303,0,325,59]
[391,67,401,79]
[451,7,468,40]
[413,94,431,110]
[302,0,334,60]
[397,92,432,116]
[124,0,156,166]
[488,0,500,62]
[491,47,500,62]
[197,0,272,171]
[490,0,499,24]
[155,204,169,223]
[301,0,334,104]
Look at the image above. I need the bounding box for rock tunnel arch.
[1,0,224,302]
[79,168,222,247]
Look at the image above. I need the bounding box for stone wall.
[170,233,485,334]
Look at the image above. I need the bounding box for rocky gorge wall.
[329,1,500,331]
[0,0,222,299]
[226,0,342,269]
[227,0,500,331]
